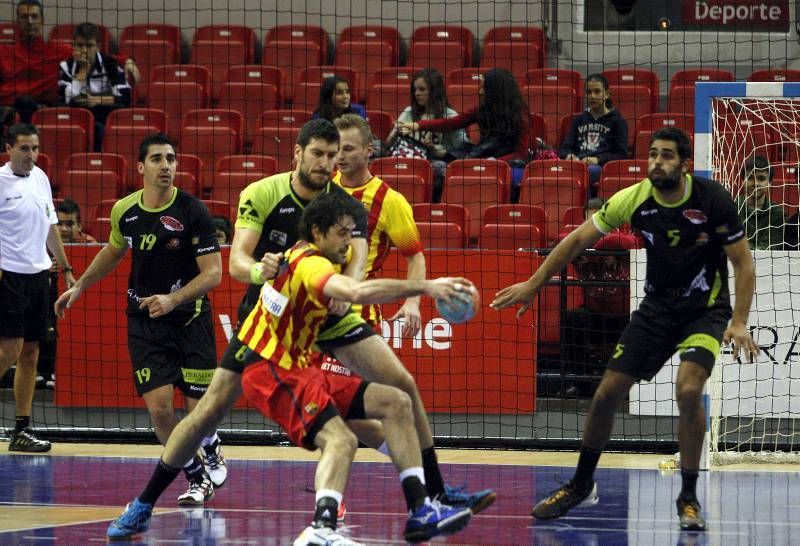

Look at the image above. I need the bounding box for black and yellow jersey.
[234,172,367,312]
[109,188,219,323]
[593,174,745,311]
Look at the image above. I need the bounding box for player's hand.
[427,277,474,302]
[64,270,77,289]
[260,252,283,280]
[327,298,350,316]
[54,286,82,318]
[566,153,579,161]
[139,294,177,318]
[490,280,539,318]
[389,301,422,337]
[724,322,759,363]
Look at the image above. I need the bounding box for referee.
[0,123,75,452]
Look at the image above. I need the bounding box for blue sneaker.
[403,499,472,543]
[440,484,497,514]
[107,498,153,540]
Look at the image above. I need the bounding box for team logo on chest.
[683,209,708,225]
[160,216,184,231]
[166,237,181,249]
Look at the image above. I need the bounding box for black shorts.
[607,299,731,381]
[0,269,49,342]
[127,313,217,397]
[219,335,263,374]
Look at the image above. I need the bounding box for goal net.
[698,82,800,464]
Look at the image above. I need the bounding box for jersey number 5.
[667,229,681,247]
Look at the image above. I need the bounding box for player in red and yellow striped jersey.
[237,191,475,544]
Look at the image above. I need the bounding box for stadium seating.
[48,23,111,51]
[416,221,466,248]
[482,26,546,76]
[412,203,471,242]
[443,159,512,240]
[371,157,433,205]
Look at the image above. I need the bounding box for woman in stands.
[397,67,529,162]
[387,68,469,200]
[312,75,365,121]
[559,73,628,191]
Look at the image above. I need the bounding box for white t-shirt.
[0,163,58,273]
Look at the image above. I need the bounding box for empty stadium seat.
[443,159,511,239]
[371,157,433,204]
[412,203,471,242]
[479,223,544,250]
[416,221,466,248]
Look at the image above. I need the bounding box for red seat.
[443,159,512,240]
[333,41,395,100]
[480,42,541,79]
[264,25,329,101]
[31,107,94,180]
[416,221,465,249]
[479,223,543,250]
[412,203,471,241]
[747,69,800,82]
[365,111,394,141]
[258,109,312,131]
[173,172,199,196]
[84,217,112,243]
[602,68,660,114]
[298,66,360,103]
[57,170,122,218]
[0,22,17,43]
[447,67,484,86]
[484,26,546,73]
[265,25,329,65]
[35,153,51,176]
[371,157,432,205]
[217,82,281,145]
[251,126,302,171]
[191,42,249,101]
[771,180,800,216]
[483,204,548,230]
[411,25,474,66]
[339,25,401,64]
[180,109,244,193]
[192,25,256,63]
[64,153,128,190]
[408,41,467,79]
[48,23,111,51]
[523,159,589,188]
[562,206,585,229]
[148,65,211,136]
[522,85,578,147]
[209,172,260,205]
[120,24,182,105]
[524,69,582,109]
[120,23,182,54]
[216,154,278,177]
[670,68,735,88]
[202,199,236,223]
[518,169,587,243]
[106,107,167,133]
[90,198,118,222]
[366,84,408,119]
[612,86,653,148]
[634,113,694,158]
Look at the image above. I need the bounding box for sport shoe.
[676,496,706,531]
[293,525,363,546]
[440,483,497,514]
[201,439,228,488]
[404,499,472,543]
[9,428,51,452]
[531,480,598,519]
[178,476,214,506]
[106,498,153,540]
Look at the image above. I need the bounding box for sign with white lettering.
[682,0,789,31]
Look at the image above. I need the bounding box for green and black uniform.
[109,188,220,396]
[593,174,746,380]
[221,172,371,374]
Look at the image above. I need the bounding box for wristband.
[62,266,73,273]
[250,262,265,285]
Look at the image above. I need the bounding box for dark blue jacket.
[559,108,628,165]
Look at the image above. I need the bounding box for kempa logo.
[692,2,784,24]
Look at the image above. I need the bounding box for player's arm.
[491,219,604,317]
[230,226,268,284]
[723,237,759,362]
[54,243,127,317]
[46,223,76,287]
[323,273,471,305]
[388,251,426,336]
[342,236,367,281]
[139,251,222,319]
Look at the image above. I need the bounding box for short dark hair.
[211,215,231,241]
[17,0,43,16]
[298,192,366,243]
[138,132,176,162]
[296,119,339,149]
[741,155,773,182]
[73,22,101,44]
[6,122,38,146]
[585,73,613,108]
[57,197,82,222]
[649,127,692,161]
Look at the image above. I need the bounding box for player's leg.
[357,382,472,542]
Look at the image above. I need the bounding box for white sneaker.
[177,476,214,506]
[201,439,228,488]
[292,525,363,546]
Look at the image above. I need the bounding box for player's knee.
[148,403,177,427]
[328,427,358,457]
[676,382,703,410]
[383,388,413,420]
[592,383,624,413]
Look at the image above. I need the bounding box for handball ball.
[436,283,480,324]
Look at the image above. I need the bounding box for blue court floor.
[0,453,797,545]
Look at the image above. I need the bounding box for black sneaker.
[9,428,52,452]
[676,496,706,531]
[531,480,598,519]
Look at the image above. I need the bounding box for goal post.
[694,81,800,465]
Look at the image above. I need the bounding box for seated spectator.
[387,68,469,201]
[58,23,131,150]
[312,75,366,121]
[0,1,72,121]
[559,73,628,192]
[212,215,232,245]
[57,198,97,243]
[735,155,786,250]
[400,68,530,163]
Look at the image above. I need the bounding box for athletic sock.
[15,416,30,433]
[573,445,603,489]
[399,467,428,512]
[139,459,182,505]
[421,447,445,497]
[680,468,699,500]
[313,489,341,530]
[200,432,219,448]
[182,455,205,483]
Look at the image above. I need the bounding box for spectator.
[735,155,786,250]
[211,215,231,245]
[56,198,97,243]
[312,75,366,121]
[58,23,131,150]
[559,73,628,191]
[401,68,530,162]
[0,1,72,121]
[387,68,469,201]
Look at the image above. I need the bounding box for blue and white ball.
[436,284,479,324]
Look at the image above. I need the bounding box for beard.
[298,166,329,191]
[649,168,681,191]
